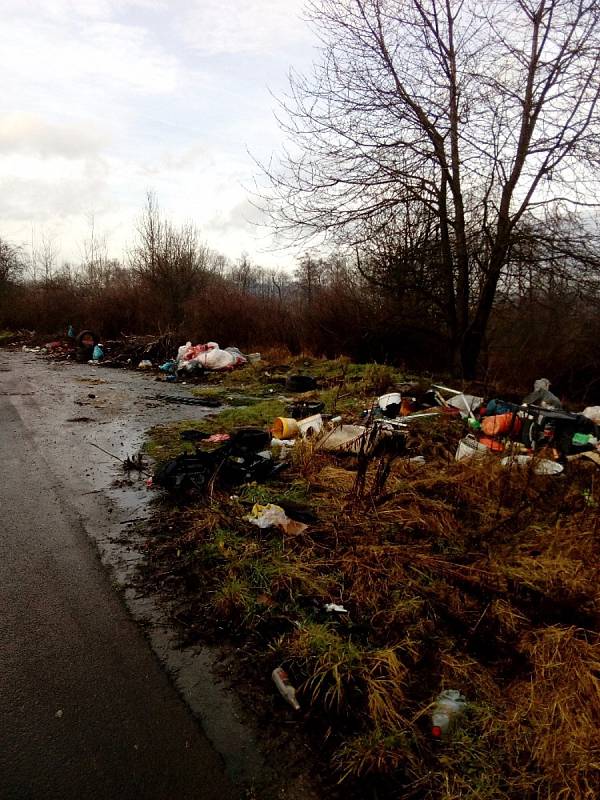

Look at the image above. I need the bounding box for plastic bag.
[582,406,600,424]
[176,341,247,372]
[246,503,307,535]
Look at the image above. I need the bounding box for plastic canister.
[272,417,300,439]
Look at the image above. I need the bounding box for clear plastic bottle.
[272,666,301,711]
[431,689,466,738]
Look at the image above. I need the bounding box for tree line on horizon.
[2,0,600,401]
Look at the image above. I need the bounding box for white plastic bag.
[246,503,307,535]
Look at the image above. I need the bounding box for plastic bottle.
[272,666,301,711]
[431,689,466,738]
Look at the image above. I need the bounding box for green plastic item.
[468,418,481,431]
[572,432,592,446]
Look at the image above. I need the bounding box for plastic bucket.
[455,435,490,461]
[272,417,300,439]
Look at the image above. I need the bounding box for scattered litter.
[455,435,490,461]
[378,392,401,417]
[159,360,177,374]
[273,417,300,439]
[138,359,153,370]
[431,689,466,738]
[446,393,483,418]
[297,414,324,439]
[500,455,564,475]
[286,400,325,419]
[272,666,301,711]
[205,433,231,443]
[582,406,600,424]
[153,428,285,494]
[324,603,348,613]
[92,343,104,361]
[523,378,562,410]
[271,437,296,451]
[123,453,147,472]
[246,503,308,535]
[401,412,442,422]
[481,412,522,438]
[318,424,366,453]
[55,709,64,719]
[572,432,598,447]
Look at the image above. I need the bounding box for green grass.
[145,398,286,463]
[208,398,286,429]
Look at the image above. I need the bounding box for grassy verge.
[141,357,600,800]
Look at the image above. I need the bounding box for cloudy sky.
[0,0,317,270]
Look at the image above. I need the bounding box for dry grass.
[142,407,600,799]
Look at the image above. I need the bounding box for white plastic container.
[378,392,401,410]
[297,413,324,438]
[318,424,367,454]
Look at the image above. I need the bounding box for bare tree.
[130,192,212,327]
[263,0,600,376]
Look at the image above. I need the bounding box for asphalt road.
[0,358,236,799]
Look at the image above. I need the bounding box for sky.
[0,0,318,270]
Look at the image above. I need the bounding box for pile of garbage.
[427,379,600,467]
[141,365,600,800]
[152,426,285,494]
[268,377,599,471]
[18,328,259,380]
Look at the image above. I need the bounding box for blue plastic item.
[92,344,104,360]
[159,360,177,373]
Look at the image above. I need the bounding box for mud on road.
[0,351,321,800]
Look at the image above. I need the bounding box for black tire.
[285,374,317,392]
[75,329,99,348]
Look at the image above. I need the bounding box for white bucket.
[455,435,489,462]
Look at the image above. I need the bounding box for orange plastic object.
[481,413,522,437]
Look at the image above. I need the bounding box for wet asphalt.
[0,355,237,799]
